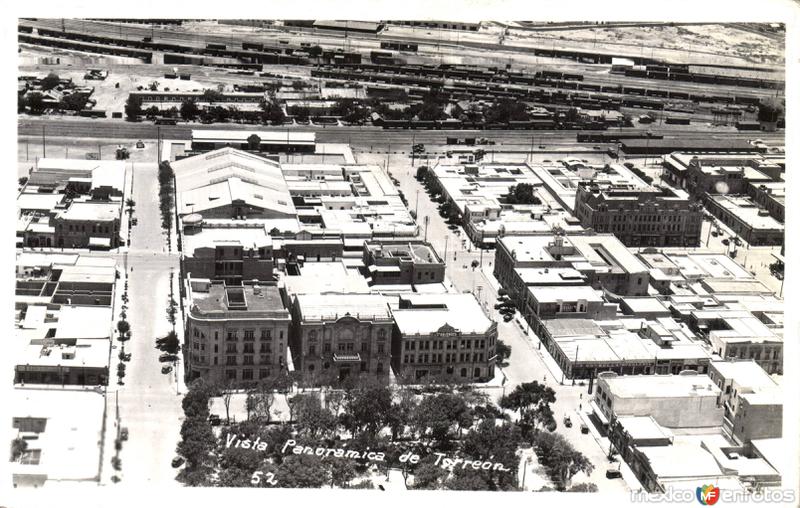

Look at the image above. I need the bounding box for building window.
[309,345,316,355]
[377,363,384,374]
[242,369,253,380]
[377,329,387,340]
[226,344,237,354]
[227,331,237,341]
[323,343,331,352]
[244,355,254,365]
[309,330,317,341]
[259,369,269,379]
[377,343,385,354]
[361,362,367,372]
[361,342,369,352]
[260,343,271,353]
[460,368,467,377]
[261,329,271,340]
[226,369,236,380]
[226,356,237,366]
[244,330,255,341]
[243,344,254,354]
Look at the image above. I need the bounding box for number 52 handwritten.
[251,471,278,486]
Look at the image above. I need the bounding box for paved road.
[109,161,183,485]
[19,117,785,147]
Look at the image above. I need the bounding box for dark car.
[563,416,572,428]
[171,456,185,468]
[161,365,173,374]
[580,423,589,434]
[606,466,622,479]
[502,314,514,322]
[120,427,129,441]
[208,414,221,426]
[159,353,176,362]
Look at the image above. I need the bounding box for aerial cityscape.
[11,16,792,503]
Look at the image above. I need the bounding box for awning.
[89,237,111,247]
[333,353,361,363]
[590,400,609,425]
[375,266,401,273]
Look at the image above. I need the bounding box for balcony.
[333,353,361,363]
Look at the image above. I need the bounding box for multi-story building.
[52,200,122,249]
[594,372,724,430]
[704,194,784,246]
[708,360,782,444]
[290,294,393,383]
[746,181,785,223]
[390,294,497,382]
[182,220,275,284]
[574,182,703,247]
[494,233,650,310]
[362,240,445,286]
[184,278,291,385]
[661,152,783,198]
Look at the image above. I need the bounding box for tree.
[289,105,310,122]
[496,340,512,364]
[180,99,199,120]
[40,72,60,91]
[10,438,28,461]
[344,385,393,437]
[564,107,580,123]
[273,454,330,488]
[500,381,556,436]
[125,94,143,120]
[201,88,225,104]
[182,378,214,418]
[757,98,783,123]
[411,457,447,489]
[260,100,285,125]
[292,393,337,438]
[116,319,130,337]
[505,183,540,205]
[444,468,494,491]
[416,165,429,181]
[246,381,275,422]
[148,81,160,91]
[247,134,261,151]
[177,416,216,470]
[308,45,323,58]
[330,458,359,488]
[413,393,471,442]
[484,98,530,124]
[18,94,27,114]
[532,431,594,490]
[291,80,305,91]
[18,177,28,187]
[332,99,368,124]
[156,330,180,355]
[26,92,45,115]
[388,387,418,441]
[460,420,521,490]
[145,105,160,120]
[59,92,88,111]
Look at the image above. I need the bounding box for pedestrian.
[579,403,582,410]
[579,393,582,400]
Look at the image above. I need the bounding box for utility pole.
[415,189,420,216]
[423,215,429,242]
[443,235,449,262]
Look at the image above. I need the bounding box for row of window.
[192,354,283,366]
[404,352,486,364]
[308,329,388,341]
[59,223,115,233]
[226,368,272,381]
[308,342,386,354]
[193,341,275,354]
[404,338,491,351]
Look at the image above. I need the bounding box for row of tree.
[158,161,175,247]
[176,374,592,491]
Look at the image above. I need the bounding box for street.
[103,161,183,485]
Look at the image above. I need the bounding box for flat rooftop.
[10,387,106,483]
[283,261,371,296]
[192,130,316,145]
[600,373,722,399]
[529,285,604,303]
[366,240,441,264]
[57,201,121,222]
[709,195,784,231]
[391,293,493,336]
[190,282,287,315]
[295,293,391,322]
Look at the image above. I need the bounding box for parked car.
[605,466,622,479]
[580,423,589,434]
[159,353,177,362]
[120,427,129,441]
[563,415,572,427]
[161,365,173,374]
[208,414,221,426]
[171,456,185,468]
[502,314,514,322]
